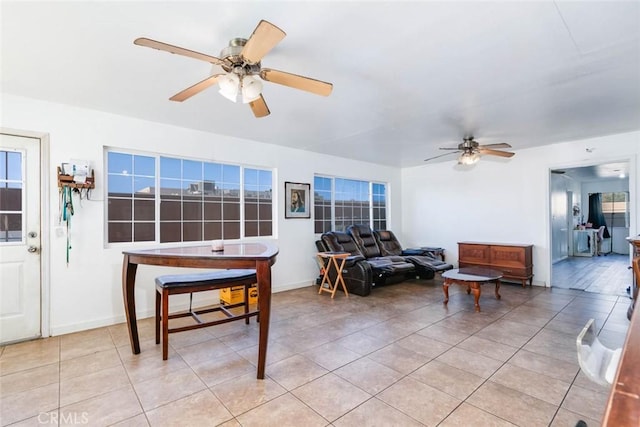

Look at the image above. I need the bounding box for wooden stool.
[155,269,257,360]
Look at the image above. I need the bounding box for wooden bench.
[155,269,258,360]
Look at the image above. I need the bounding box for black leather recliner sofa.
[318,230,410,292]
[373,229,453,279]
[316,225,453,296]
[315,233,373,296]
[346,224,416,286]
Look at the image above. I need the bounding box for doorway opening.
[549,161,633,296]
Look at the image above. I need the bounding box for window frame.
[104,147,274,246]
[601,191,630,228]
[313,174,388,234]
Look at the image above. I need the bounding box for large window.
[244,168,273,237]
[107,150,272,244]
[314,175,387,233]
[107,152,156,243]
[602,192,629,228]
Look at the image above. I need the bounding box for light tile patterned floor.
[0,277,631,426]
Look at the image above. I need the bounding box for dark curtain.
[587,193,611,238]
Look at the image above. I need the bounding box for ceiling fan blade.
[169,74,224,102]
[478,148,515,158]
[134,37,227,66]
[439,147,461,151]
[260,69,333,96]
[249,94,270,118]
[241,20,286,64]
[479,143,512,149]
[424,151,461,162]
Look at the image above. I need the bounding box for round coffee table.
[442,267,502,312]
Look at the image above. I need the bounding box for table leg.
[318,257,331,295]
[443,279,451,305]
[335,258,349,298]
[122,255,140,354]
[330,257,340,298]
[256,260,271,380]
[495,279,501,300]
[331,257,349,298]
[470,281,481,312]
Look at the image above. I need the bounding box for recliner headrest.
[321,231,364,257]
[374,230,403,256]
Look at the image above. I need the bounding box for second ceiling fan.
[134,20,333,118]
[424,136,515,165]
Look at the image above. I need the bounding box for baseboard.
[49,280,313,336]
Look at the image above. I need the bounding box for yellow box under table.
[220,284,258,305]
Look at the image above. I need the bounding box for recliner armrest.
[401,248,426,256]
[344,255,366,266]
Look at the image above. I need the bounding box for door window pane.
[0,150,23,242]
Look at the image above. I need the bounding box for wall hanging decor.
[57,163,95,265]
[285,181,310,218]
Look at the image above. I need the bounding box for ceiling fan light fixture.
[241,75,263,103]
[458,151,480,165]
[218,73,240,102]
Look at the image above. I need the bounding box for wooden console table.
[458,242,533,287]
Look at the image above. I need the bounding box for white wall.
[401,133,640,287]
[3,93,639,335]
[1,94,401,335]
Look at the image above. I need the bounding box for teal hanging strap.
[62,187,74,265]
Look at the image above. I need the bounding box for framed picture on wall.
[285,181,310,218]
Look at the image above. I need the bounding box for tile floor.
[0,278,632,426]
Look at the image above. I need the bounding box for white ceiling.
[2,1,639,167]
[554,161,630,182]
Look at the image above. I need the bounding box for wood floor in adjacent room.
[553,253,633,296]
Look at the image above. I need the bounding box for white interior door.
[0,133,41,344]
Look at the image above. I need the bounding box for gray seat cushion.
[155,269,257,288]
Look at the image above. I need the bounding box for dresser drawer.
[458,242,533,287]
[489,246,532,269]
[499,267,532,278]
[458,244,490,264]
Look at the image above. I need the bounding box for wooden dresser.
[458,242,533,287]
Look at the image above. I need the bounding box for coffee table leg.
[495,279,501,300]
[470,282,481,312]
[443,279,451,305]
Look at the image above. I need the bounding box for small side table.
[317,252,350,298]
[442,267,502,312]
